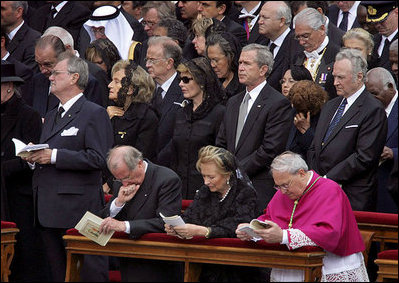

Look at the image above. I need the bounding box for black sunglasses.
[180,76,194,84]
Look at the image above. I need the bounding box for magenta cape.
[259,171,365,256]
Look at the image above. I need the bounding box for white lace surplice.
[270,229,369,282]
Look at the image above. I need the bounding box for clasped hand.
[236,220,283,243]
[99,217,126,234]
[22,146,52,165]
[165,224,200,239]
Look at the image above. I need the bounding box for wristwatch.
[205,227,212,238]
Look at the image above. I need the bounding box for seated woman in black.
[165,145,264,282]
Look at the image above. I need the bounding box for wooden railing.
[1,222,19,282]
[63,231,325,282]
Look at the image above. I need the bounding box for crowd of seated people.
[1,1,398,282]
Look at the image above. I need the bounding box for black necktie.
[381,38,390,58]
[269,43,277,56]
[54,106,65,125]
[154,87,163,108]
[45,7,57,29]
[339,11,349,31]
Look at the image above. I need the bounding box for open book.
[12,138,49,158]
[75,211,114,246]
[238,219,271,242]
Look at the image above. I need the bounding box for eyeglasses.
[209,56,226,65]
[179,76,194,84]
[91,26,105,35]
[274,178,294,191]
[141,20,157,28]
[145,58,167,65]
[113,172,132,184]
[50,70,72,76]
[294,32,312,41]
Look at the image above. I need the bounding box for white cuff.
[281,229,288,244]
[51,149,57,164]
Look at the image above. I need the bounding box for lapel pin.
[68,114,71,118]
[257,105,261,108]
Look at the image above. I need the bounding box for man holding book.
[236,151,368,282]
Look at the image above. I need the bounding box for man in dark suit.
[365,1,398,71]
[99,145,182,282]
[146,36,184,165]
[1,1,40,73]
[258,1,297,93]
[197,1,248,47]
[292,7,339,99]
[308,49,387,212]
[216,44,292,214]
[31,35,104,119]
[366,67,398,213]
[24,52,113,282]
[234,1,267,45]
[328,1,361,32]
[28,1,91,46]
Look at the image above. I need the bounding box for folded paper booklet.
[239,219,271,242]
[75,211,114,246]
[12,138,49,158]
[159,212,185,227]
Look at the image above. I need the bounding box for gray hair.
[242,43,274,77]
[367,67,397,91]
[10,1,28,16]
[275,1,292,26]
[142,1,176,19]
[57,52,89,90]
[390,39,398,53]
[336,48,368,82]
[294,7,327,34]
[148,36,182,69]
[107,146,143,171]
[270,151,309,174]
[43,26,74,49]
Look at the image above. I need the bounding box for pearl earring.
[226,179,230,186]
[7,89,11,93]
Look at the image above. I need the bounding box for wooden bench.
[375,249,398,282]
[1,221,19,282]
[354,211,398,251]
[63,230,325,282]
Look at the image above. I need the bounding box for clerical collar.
[305,171,314,187]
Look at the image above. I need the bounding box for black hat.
[1,60,24,84]
[361,1,397,23]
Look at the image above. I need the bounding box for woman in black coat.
[104,60,158,194]
[159,57,226,199]
[1,61,48,281]
[165,145,264,282]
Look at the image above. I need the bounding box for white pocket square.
[345,125,358,129]
[61,127,79,136]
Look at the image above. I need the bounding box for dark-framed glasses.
[179,76,194,84]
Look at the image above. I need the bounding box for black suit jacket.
[233,2,267,45]
[327,4,361,31]
[370,33,399,71]
[100,161,182,282]
[221,16,248,47]
[216,83,292,213]
[266,29,297,92]
[293,41,340,99]
[307,89,387,211]
[31,72,105,118]
[32,96,113,228]
[151,76,184,163]
[7,22,40,74]
[28,2,91,45]
[327,21,345,47]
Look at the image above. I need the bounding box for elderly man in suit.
[1,1,40,73]
[24,52,113,281]
[328,1,361,32]
[292,7,340,99]
[366,67,398,213]
[99,145,182,282]
[216,43,292,215]
[234,1,266,45]
[258,1,297,93]
[146,36,184,165]
[308,49,387,212]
